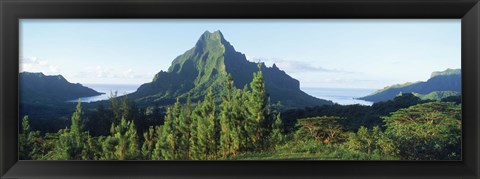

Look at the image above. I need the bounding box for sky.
[20,19,461,89]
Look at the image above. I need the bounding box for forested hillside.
[359,69,461,102]
[19,72,104,133]
[20,72,102,104]
[20,67,461,160]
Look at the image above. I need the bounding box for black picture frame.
[1,0,479,178]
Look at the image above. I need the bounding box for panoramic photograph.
[19,19,461,160]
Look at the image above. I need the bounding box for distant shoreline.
[301,87,375,106]
[67,83,140,103]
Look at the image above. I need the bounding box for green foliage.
[189,105,201,160]
[414,91,460,101]
[246,64,269,151]
[141,126,158,160]
[235,139,399,160]
[121,94,130,119]
[110,91,120,121]
[84,104,114,136]
[19,116,41,160]
[161,107,175,160]
[178,96,193,159]
[383,102,461,160]
[238,85,252,151]
[20,69,462,161]
[270,112,284,146]
[219,74,240,158]
[81,132,102,160]
[152,126,165,160]
[283,93,429,132]
[103,117,140,160]
[296,116,345,144]
[71,100,83,134]
[344,126,398,158]
[196,87,217,160]
[171,99,183,159]
[50,100,85,160]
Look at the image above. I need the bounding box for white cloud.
[122,69,135,79]
[78,66,149,80]
[246,56,353,74]
[20,56,61,75]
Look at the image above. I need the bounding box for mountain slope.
[413,91,461,101]
[129,30,332,108]
[20,72,103,104]
[359,68,461,102]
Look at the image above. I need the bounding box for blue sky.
[20,19,460,89]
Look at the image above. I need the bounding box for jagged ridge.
[129,30,332,108]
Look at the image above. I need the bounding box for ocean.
[301,87,375,106]
[67,84,141,103]
[69,84,376,106]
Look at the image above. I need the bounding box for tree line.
[291,100,461,160]
[19,65,461,160]
[20,64,284,160]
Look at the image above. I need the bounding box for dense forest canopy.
[20,66,461,160]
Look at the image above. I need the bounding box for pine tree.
[247,64,269,151]
[121,94,129,120]
[175,110,188,159]
[113,118,129,160]
[125,119,140,159]
[53,129,72,160]
[141,126,157,160]
[50,100,85,160]
[161,107,175,160]
[71,100,83,134]
[219,74,239,158]
[196,87,217,160]
[270,112,284,146]
[99,117,140,160]
[230,88,245,154]
[172,98,184,159]
[19,115,41,160]
[152,126,165,160]
[110,91,120,122]
[81,132,101,160]
[239,85,252,151]
[179,95,192,159]
[189,105,201,160]
[19,115,31,159]
[100,129,119,160]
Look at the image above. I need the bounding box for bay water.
[301,87,375,106]
[67,84,140,103]
[69,84,376,106]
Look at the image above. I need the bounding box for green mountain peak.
[200,30,224,40]
[132,31,332,108]
[165,30,235,76]
[194,30,233,53]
